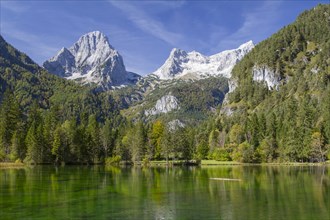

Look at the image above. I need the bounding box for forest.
[0,4,329,165]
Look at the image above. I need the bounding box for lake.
[0,165,329,219]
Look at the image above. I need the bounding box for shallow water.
[0,165,329,219]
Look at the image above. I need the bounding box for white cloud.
[49,11,144,51]
[213,1,283,52]
[1,1,29,13]
[109,1,183,46]
[143,0,186,9]
[1,21,59,63]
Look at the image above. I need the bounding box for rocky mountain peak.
[169,48,188,58]
[43,31,140,89]
[70,31,115,66]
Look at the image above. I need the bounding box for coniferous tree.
[25,121,39,164]
[101,119,113,158]
[52,126,62,164]
[149,120,165,160]
[160,127,173,164]
[0,89,21,160]
[310,132,327,162]
[86,114,101,163]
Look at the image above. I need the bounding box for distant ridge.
[152,41,254,80]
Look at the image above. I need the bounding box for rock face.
[152,41,254,80]
[228,79,238,93]
[252,65,281,90]
[167,119,185,131]
[43,47,76,78]
[222,78,238,105]
[145,95,180,116]
[43,31,140,89]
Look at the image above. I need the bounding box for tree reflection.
[0,165,328,219]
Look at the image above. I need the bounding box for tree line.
[1,85,329,164]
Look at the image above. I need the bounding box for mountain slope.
[226,4,329,108]
[112,41,254,124]
[43,31,140,89]
[113,75,228,127]
[0,35,124,163]
[215,4,330,162]
[0,35,119,119]
[152,41,254,80]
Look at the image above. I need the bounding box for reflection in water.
[0,166,329,219]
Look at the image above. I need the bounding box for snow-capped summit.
[237,40,254,51]
[152,41,254,80]
[43,31,140,89]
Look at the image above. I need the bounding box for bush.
[0,150,5,162]
[211,148,231,161]
[232,141,261,163]
[142,157,150,166]
[196,143,209,160]
[105,155,121,166]
[15,159,22,164]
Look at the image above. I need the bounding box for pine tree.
[175,128,191,161]
[25,121,39,164]
[61,120,76,163]
[310,132,327,162]
[0,89,21,160]
[86,114,101,163]
[131,121,146,163]
[9,131,19,161]
[208,129,220,154]
[101,119,113,158]
[52,126,62,164]
[160,127,172,164]
[149,120,165,160]
[229,124,244,145]
[43,110,58,156]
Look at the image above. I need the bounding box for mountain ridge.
[152,41,254,80]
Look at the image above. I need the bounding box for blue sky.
[0,0,327,75]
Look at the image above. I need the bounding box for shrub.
[105,155,121,166]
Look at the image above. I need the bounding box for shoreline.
[1,160,329,168]
[201,160,330,166]
[0,162,25,169]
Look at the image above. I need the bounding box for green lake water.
[0,165,329,220]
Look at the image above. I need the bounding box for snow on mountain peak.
[170,48,187,57]
[43,31,140,89]
[152,41,254,80]
[238,40,254,50]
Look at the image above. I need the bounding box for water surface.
[0,165,329,219]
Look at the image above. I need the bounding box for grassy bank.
[260,161,330,166]
[201,160,242,166]
[146,160,200,166]
[0,162,25,168]
[1,160,329,168]
[201,160,330,166]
